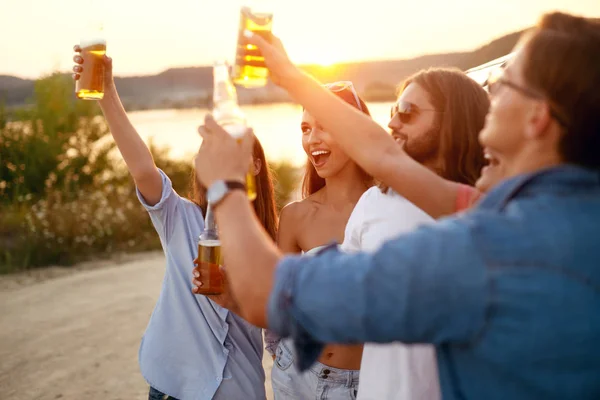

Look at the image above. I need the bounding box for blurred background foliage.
[0,73,299,273]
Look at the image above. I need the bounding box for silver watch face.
[207,180,228,205]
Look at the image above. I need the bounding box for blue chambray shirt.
[137,170,265,400]
[268,166,600,400]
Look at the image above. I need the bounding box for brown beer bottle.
[232,2,273,88]
[196,204,224,295]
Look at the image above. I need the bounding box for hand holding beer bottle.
[192,261,239,311]
[192,204,240,312]
[195,113,255,190]
[212,61,257,200]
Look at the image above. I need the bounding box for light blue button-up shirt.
[138,170,265,400]
[268,166,600,400]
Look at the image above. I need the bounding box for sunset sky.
[2,0,600,79]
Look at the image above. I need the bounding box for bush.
[0,73,148,272]
[0,187,158,272]
[270,161,300,211]
[0,73,115,204]
[0,73,300,273]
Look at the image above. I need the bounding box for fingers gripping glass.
[485,68,568,127]
[390,101,439,124]
[323,81,363,112]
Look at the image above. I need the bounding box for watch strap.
[210,179,246,208]
[224,180,246,192]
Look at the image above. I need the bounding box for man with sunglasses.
[339,67,490,400]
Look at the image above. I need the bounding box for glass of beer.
[196,238,225,295]
[75,36,106,100]
[232,4,273,88]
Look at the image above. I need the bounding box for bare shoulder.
[278,200,313,252]
[280,193,323,228]
[280,197,314,223]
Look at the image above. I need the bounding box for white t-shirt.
[340,187,441,400]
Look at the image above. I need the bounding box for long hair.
[190,139,278,240]
[398,68,490,185]
[300,86,373,198]
[520,13,600,170]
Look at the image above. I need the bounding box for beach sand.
[0,251,274,399]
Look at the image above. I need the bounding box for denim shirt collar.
[477,164,600,212]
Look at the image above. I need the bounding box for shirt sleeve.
[267,214,488,371]
[136,169,181,243]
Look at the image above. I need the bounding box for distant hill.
[0,75,34,106]
[0,28,524,110]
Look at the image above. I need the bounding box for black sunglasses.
[390,101,440,124]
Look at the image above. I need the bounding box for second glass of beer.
[232,2,273,88]
[75,35,106,100]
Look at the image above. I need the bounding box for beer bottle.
[232,1,273,88]
[212,61,257,201]
[196,203,225,295]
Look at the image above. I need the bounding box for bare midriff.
[318,344,363,370]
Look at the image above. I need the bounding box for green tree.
[270,161,299,211]
[0,73,115,204]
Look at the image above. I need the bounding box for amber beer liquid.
[232,6,273,88]
[196,239,225,295]
[76,38,106,100]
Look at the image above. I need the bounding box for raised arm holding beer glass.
[71,30,276,398]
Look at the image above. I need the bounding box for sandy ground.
[0,252,274,400]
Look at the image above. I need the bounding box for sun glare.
[293,45,345,68]
[317,57,337,67]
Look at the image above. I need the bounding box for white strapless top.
[303,244,333,257]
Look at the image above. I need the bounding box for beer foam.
[198,239,221,247]
[80,37,106,48]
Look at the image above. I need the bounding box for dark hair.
[190,139,278,240]
[301,86,373,198]
[521,12,600,170]
[397,68,490,185]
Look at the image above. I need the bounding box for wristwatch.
[207,180,246,207]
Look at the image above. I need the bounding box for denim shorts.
[271,339,359,400]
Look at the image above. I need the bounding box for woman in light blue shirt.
[72,50,278,400]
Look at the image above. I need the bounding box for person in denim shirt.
[192,11,600,400]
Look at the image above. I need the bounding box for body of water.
[128,102,392,166]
